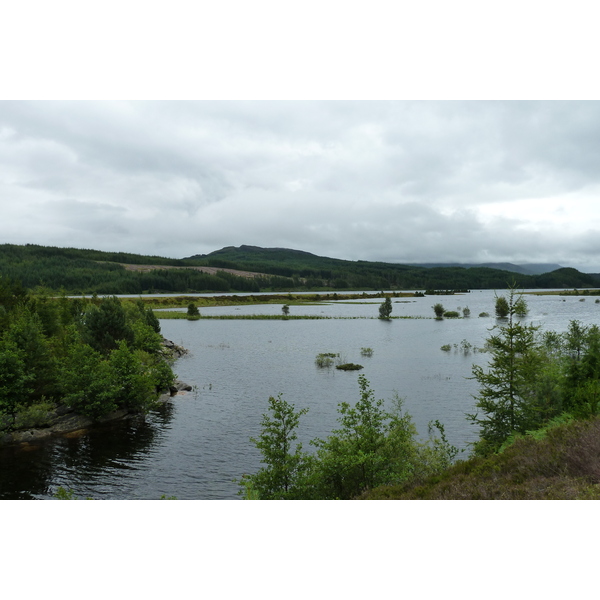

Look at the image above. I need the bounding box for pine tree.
[469,289,542,454]
[378,297,393,319]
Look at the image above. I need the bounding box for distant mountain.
[187,245,599,291]
[404,262,564,275]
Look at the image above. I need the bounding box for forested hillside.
[1,243,598,294]
[192,245,600,291]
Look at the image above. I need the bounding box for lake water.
[2,290,598,500]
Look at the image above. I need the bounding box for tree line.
[0,276,175,431]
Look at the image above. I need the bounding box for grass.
[360,416,600,500]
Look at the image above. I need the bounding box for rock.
[1,408,133,448]
[171,380,193,393]
[161,337,188,359]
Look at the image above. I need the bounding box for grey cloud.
[2,101,600,271]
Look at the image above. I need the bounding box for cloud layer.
[2,101,600,270]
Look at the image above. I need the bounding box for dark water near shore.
[2,290,599,500]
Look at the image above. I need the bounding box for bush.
[336,363,363,371]
[378,297,393,319]
[13,401,55,429]
[315,353,338,368]
[443,311,460,318]
[360,347,374,357]
[432,303,445,319]
[187,303,200,320]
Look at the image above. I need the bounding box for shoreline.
[0,380,192,449]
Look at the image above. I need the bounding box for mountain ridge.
[189,246,564,275]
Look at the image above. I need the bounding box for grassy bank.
[360,415,600,500]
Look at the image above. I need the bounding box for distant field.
[117,262,266,279]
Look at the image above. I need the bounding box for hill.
[405,262,564,275]
[1,243,599,294]
[189,245,600,292]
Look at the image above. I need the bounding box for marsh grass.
[315,353,339,368]
[155,312,430,320]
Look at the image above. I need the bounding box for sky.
[2,100,600,271]
[2,2,600,273]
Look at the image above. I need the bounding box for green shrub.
[360,347,374,357]
[315,353,338,368]
[13,401,55,429]
[335,363,363,371]
[432,303,445,319]
[186,303,200,320]
[443,311,460,318]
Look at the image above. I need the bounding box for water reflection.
[0,403,175,500]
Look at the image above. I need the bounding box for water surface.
[1,290,598,499]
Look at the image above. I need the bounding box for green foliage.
[378,297,392,319]
[335,363,363,371]
[240,394,310,499]
[307,377,418,499]
[281,304,290,317]
[315,353,337,368]
[514,296,528,317]
[495,295,509,318]
[360,347,374,357]
[3,310,58,404]
[462,306,471,317]
[432,303,445,319]
[60,342,119,419]
[242,377,461,500]
[83,296,134,354]
[0,343,33,427]
[469,289,544,454]
[440,344,452,352]
[443,310,460,318]
[54,487,77,500]
[108,341,158,412]
[0,282,174,428]
[13,401,55,429]
[187,303,200,319]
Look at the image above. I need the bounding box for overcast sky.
[2,100,600,270]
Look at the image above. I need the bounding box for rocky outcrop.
[0,379,193,448]
[161,337,188,359]
[156,379,193,403]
